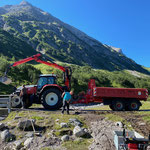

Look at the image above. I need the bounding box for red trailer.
[72,79,149,111]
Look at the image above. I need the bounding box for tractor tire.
[41,88,62,110]
[112,100,125,111]
[127,100,140,111]
[11,96,22,108]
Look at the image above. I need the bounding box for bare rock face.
[110,46,123,54]
[103,44,123,54]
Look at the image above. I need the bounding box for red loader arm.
[5,53,72,89]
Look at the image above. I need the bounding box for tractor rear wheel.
[112,100,125,111]
[41,88,62,110]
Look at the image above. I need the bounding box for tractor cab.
[37,74,57,90]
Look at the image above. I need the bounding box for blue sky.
[0,0,150,67]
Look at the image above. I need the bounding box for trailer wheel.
[127,100,140,111]
[112,100,125,111]
[41,88,62,110]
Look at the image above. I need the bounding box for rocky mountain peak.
[19,0,31,6]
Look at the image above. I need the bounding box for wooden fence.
[0,95,12,113]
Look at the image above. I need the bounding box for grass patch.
[40,147,52,150]
[30,104,42,108]
[31,116,44,120]
[140,101,150,110]
[104,114,123,122]
[85,105,110,110]
[62,139,92,150]
[3,111,17,122]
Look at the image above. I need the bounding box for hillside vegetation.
[1,57,150,95]
[0,28,36,59]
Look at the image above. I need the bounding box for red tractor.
[6,53,72,110]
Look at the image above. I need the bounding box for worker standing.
[61,91,73,114]
[20,85,27,109]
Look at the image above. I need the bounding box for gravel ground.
[88,118,122,150]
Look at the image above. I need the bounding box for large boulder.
[1,130,16,142]
[18,119,36,130]
[61,135,69,142]
[73,126,86,137]
[69,118,83,127]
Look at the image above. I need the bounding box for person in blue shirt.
[61,90,73,114]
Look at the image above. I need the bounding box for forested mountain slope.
[0,1,149,74]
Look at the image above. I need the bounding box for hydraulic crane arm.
[10,53,66,71]
[5,53,72,89]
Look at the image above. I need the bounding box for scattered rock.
[0,117,5,121]
[138,122,146,126]
[14,116,22,120]
[60,123,68,128]
[73,126,86,137]
[59,129,73,136]
[18,119,36,130]
[25,132,34,138]
[0,123,5,130]
[69,118,83,127]
[3,144,13,150]
[115,122,124,128]
[13,139,23,149]
[24,137,33,148]
[55,119,59,122]
[61,135,69,142]
[1,129,16,142]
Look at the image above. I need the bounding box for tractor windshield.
[37,76,56,90]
